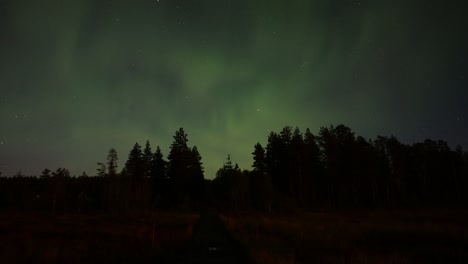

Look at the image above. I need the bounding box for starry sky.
[1,0,467,178]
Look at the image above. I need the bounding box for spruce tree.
[167,128,190,180]
[143,140,153,178]
[41,168,52,179]
[125,143,144,179]
[97,162,107,177]
[107,148,118,177]
[252,143,266,175]
[151,146,167,180]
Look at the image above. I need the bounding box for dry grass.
[221,209,468,264]
[0,212,199,263]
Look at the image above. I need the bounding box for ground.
[1,209,467,263]
[0,212,198,263]
[221,209,468,264]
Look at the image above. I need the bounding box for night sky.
[1,0,467,178]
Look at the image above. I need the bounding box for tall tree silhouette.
[167,128,203,209]
[106,148,119,211]
[251,143,273,211]
[125,143,146,210]
[107,148,118,177]
[167,128,190,181]
[188,146,205,207]
[51,168,70,213]
[303,128,321,205]
[252,143,266,175]
[150,146,167,208]
[318,124,356,207]
[143,140,153,179]
[214,155,248,210]
[290,127,305,203]
[266,131,283,195]
[224,154,234,171]
[125,143,144,180]
[151,146,166,180]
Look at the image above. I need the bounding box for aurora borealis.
[1,0,467,178]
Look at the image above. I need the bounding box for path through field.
[171,212,252,264]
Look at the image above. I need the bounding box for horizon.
[0,124,466,178]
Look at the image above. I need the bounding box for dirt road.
[171,212,252,264]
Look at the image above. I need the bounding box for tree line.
[211,125,468,211]
[1,124,467,213]
[0,128,204,213]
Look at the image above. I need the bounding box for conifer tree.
[125,143,144,179]
[107,148,118,177]
[143,140,153,178]
[97,162,107,177]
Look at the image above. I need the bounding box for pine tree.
[53,168,70,177]
[41,168,51,179]
[143,140,153,178]
[234,163,240,173]
[125,143,144,179]
[151,146,167,180]
[252,143,266,175]
[303,128,321,204]
[107,148,118,177]
[290,127,304,200]
[189,146,205,204]
[167,128,191,207]
[318,124,356,206]
[190,146,204,175]
[167,128,205,208]
[224,154,233,171]
[167,128,190,180]
[150,145,167,207]
[267,128,290,195]
[97,162,107,177]
[252,142,273,211]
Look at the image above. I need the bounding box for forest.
[1,125,467,213]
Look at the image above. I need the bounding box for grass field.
[221,209,468,264]
[0,212,199,263]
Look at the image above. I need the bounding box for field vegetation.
[222,210,468,264]
[0,212,199,263]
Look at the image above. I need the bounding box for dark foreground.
[0,212,198,263]
[223,210,468,264]
[2,210,467,263]
[0,212,251,263]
